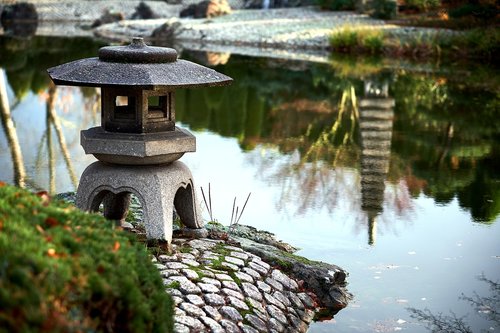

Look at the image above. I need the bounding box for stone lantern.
[47,38,232,243]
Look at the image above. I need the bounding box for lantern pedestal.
[76,161,203,243]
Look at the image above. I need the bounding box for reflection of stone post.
[359,79,394,246]
[0,68,26,187]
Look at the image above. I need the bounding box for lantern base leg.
[75,161,203,244]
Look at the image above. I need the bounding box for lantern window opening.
[144,90,174,123]
[114,95,137,121]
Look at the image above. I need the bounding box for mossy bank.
[0,183,174,333]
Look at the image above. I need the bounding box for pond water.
[1,36,499,332]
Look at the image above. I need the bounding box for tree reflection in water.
[408,274,500,332]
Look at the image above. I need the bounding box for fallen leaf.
[113,241,120,252]
[36,191,51,205]
[45,217,59,227]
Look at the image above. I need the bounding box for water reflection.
[0,36,499,332]
[174,54,500,230]
[407,274,500,332]
[359,76,394,245]
[0,68,26,187]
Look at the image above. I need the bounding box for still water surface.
[1,36,499,332]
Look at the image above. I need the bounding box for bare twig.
[200,185,213,222]
[230,196,236,226]
[236,192,251,224]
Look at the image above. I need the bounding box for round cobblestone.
[220,305,244,321]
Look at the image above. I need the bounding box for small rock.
[222,288,245,300]
[181,268,199,280]
[297,292,315,308]
[221,261,239,271]
[154,263,167,270]
[200,269,215,278]
[252,258,270,270]
[245,313,268,332]
[287,292,304,310]
[264,293,286,310]
[220,319,241,333]
[235,271,254,283]
[288,313,302,328]
[188,239,217,250]
[203,305,222,321]
[169,276,202,294]
[175,315,204,330]
[242,282,263,301]
[256,281,272,293]
[215,273,234,281]
[220,306,243,321]
[171,295,183,305]
[222,280,241,291]
[266,304,287,325]
[265,277,284,292]
[302,308,315,323]
[273,291,291,307]
[179,302,205,317]
[249,261,269,275]
[158,254,177,262]
[164,261,188,270]
[178,252,196,260]
[253,309,268,322]
[269,318,285,332]
[228,296,249,310]
[181,258,200,267]
[200,316,225,333]
[185,294,205,306]
[223,245,245,252]
[174,308,186,316]
[159,269,178,278]
[225,256,245,267]
[204,293,226,306]
[201,277,222,288]
[240,323,259,333]
[173,323,190,333]
[230,251,249,260]
[242,267,261,279]
[271,269,298,291]
[198,282,220,293]
[247,297,266,314]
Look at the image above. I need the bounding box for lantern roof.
[47,37,233,89]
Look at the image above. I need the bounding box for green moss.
[212,243,231,257]
[274,258,294,272]
[147,239,172,257]
[178,245,192,254]
[186,266,206,281]
[0,183,174,333]
[165,281,181,289]
[229,271,242,287]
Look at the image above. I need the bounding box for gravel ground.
[94,7,451,62]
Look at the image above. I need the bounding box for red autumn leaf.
[0,181,5,187]
[36,191,51,206]
[97,265,105,274]
[113,241,120,252]
[45,217,59,227]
